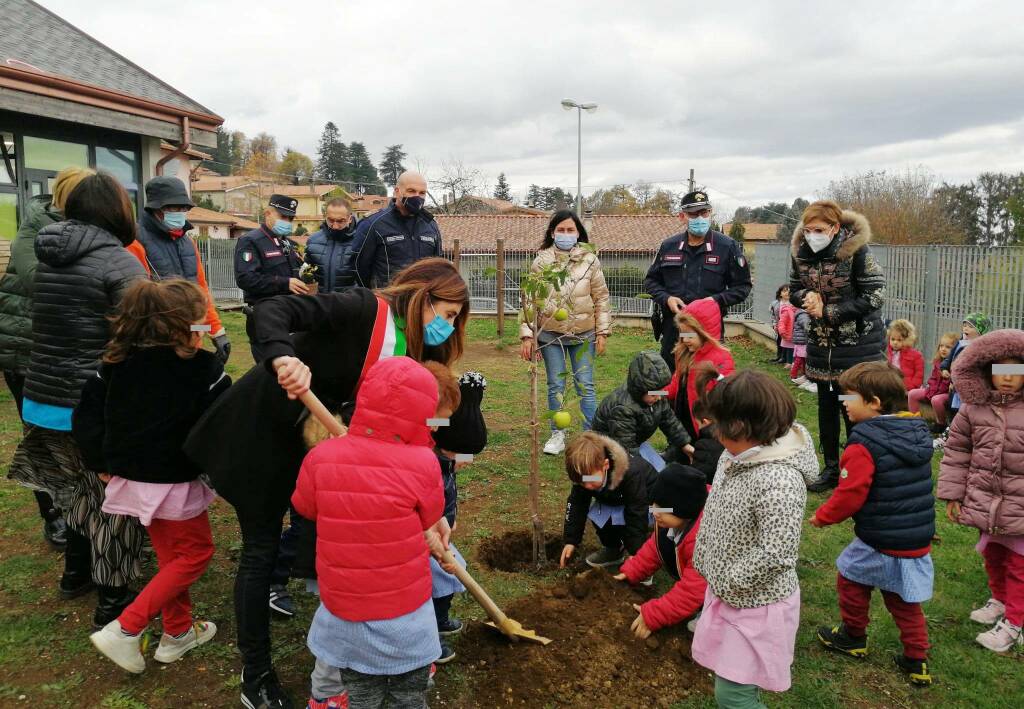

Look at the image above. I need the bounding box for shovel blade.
[484,620,553,646]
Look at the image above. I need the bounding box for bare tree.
[822,167,964,245]
[427,158,488,214]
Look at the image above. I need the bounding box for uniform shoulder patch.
[737,255,747,268]
[840,468,849,479]
[241,251,253,262]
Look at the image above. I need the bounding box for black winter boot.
[807,464,840,493]
[93,586,138,629]
[43,514,67,551]
[58,526,94,600]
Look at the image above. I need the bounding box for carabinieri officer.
[644,191,752,371]
[234,193,308,362]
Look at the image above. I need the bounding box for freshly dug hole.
[434,570,711,708]
[477,530,565,572]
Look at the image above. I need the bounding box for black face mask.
[401,196,425,215]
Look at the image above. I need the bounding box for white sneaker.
[976,619,1023,653]
[800,382,819,393]
[639,577,654,587]
[686,612,701,633]
[970,598,1006,625]
[154,621,217,663]
[543,430,566,455]
[790,376,808,386]
[932,436,946,451]
[90,620,145,674]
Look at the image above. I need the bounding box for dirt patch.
[436,570,711,708]
[477,530,566,572]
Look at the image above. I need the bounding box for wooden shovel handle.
[299,390,346,437]
[440,548,509,627]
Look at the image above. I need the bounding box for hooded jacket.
[24,221,147,409]
[788,210,886,380]
[620,513,707,631]
[665,298,735,435]
[887,345,925,391]
[694,424,819,608]
[518,245,611,339]
[791,309,811,347]
[291,357,444,622]
[815,414,935,553]
[562,433,658,554]
[134,211,223,336]
[938,329,1024,536]
[592,351,691,455]
[0,195,61,373]
[305,221,358,292]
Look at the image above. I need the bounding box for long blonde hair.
[671,311,721,374]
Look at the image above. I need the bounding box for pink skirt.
[692,587,800,692]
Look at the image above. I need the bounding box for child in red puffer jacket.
[292,357,457,709]
[666,298,735,442]
[886,319,924,391]
[615,463,709,638]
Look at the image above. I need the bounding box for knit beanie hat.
[964,312,992,336]
[432,371,487,454]
[649,463,708,520]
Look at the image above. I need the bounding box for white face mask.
[805,232,834,253]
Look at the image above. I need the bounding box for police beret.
[680,191,712,212]
[269,193,299,217]
[433,372,487,455]
[649,463,708,520]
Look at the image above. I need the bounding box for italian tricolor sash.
[357,297,407,391]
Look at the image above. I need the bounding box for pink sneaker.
[969,598,1005,625]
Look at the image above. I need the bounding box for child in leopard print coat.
[691,371,819,708]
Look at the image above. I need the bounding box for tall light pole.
[561,99,597,215]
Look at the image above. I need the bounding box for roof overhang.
[0,64,222,147]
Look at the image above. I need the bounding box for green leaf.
[483,267,497,278]
[635,293,652,299]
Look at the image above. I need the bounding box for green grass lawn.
[0,312,1020,707]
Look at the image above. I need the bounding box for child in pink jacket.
[938,328,1024,653]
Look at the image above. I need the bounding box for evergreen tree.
[204,127,232,175]
[493,172,512,201]
[379,145,407,187]
[229,131,248,172]
[346,142,381,192]
[315,122,347,182]
[526,184,543,208]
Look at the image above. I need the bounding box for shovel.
[298,390,552,646]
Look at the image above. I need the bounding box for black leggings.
[4,370,59,521]
[816,379,853,468]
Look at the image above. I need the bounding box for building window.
[23,136,89,174]
[0,133,16,238]
[199,226,209,238]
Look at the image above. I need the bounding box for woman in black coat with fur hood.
[788,200,886,492]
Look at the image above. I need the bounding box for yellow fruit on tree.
[553,411,571,429]
[554,308,569,322]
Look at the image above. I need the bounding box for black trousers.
[593,520,626,551]
[270,505,314,586]
[3,370,59,521]
[234,504,287,678]
[816,379,854,469]
[660,315,679,372]
[244,311,264,365]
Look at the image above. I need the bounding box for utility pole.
[561,99,598,215]
[688,168,695,194]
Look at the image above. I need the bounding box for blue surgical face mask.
[553,234,577,251]
[272,219,293,237]
[161,211,187,230]
[424,302,456,346]
[687,216,711,237]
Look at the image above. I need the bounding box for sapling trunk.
[528,307,547,564]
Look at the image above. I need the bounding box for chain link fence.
[751,243,1024,356]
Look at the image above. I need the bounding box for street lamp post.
[561,99,597,215]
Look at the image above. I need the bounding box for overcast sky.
[41,0,1024,215]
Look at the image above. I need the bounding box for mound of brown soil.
[436,570,712,707]
[477,530,567,572]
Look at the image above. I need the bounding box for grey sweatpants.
[311,658,430,709]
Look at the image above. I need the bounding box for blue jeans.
[539,338,596,430]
